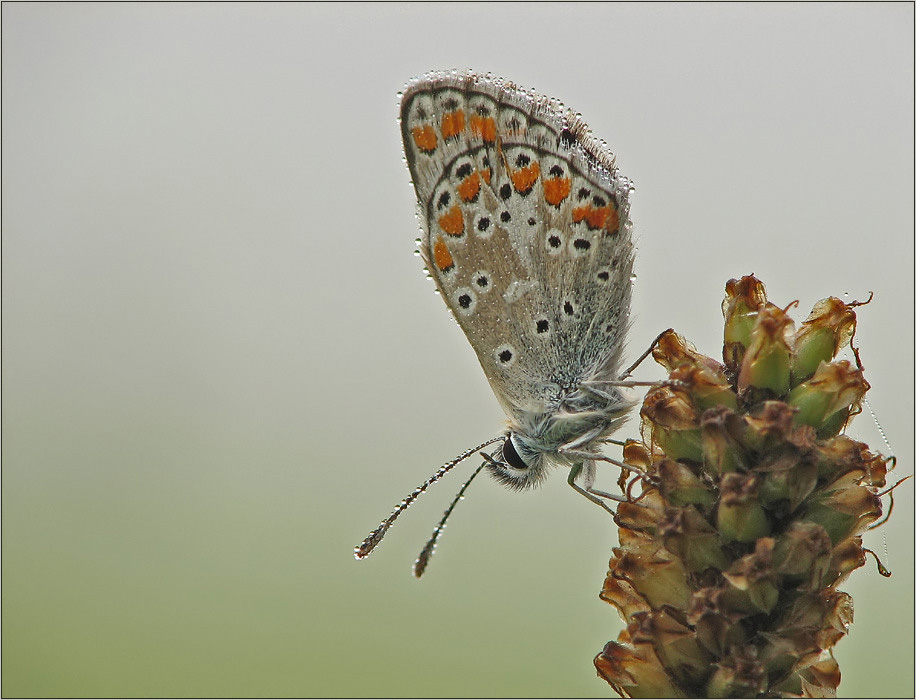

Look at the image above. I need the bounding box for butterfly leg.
[579,328,676,397]
[563,449,655,484]
[618,328,673,380]
[567,463,621,516]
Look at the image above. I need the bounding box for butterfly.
[356,71,646,576]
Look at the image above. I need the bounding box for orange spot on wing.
[605,206,620,233]
[441,110,465,139]
[511,162,540,194]
[438,205,464,236]
[470,115,496,142]
[480,168,491,184]
[456,172,481,202]
[573,204,619,231]
[433,237,454,272]
[412,124,437,153]
[543,177,571,206]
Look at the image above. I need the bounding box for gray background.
[3,3,913,697]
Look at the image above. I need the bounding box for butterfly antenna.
[414,458,490,578]
[354,436,503,560]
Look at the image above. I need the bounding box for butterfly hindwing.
[400,72,634,428]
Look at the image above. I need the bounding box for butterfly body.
[401,72,636,491]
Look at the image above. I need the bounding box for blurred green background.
[3,4,913,698]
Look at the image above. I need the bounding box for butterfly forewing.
[400,72,635,429]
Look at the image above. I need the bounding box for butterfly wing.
[401,72,635,433]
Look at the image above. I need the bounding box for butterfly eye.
[502,435,529,470]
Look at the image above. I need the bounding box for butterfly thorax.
[487,382,634,490]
